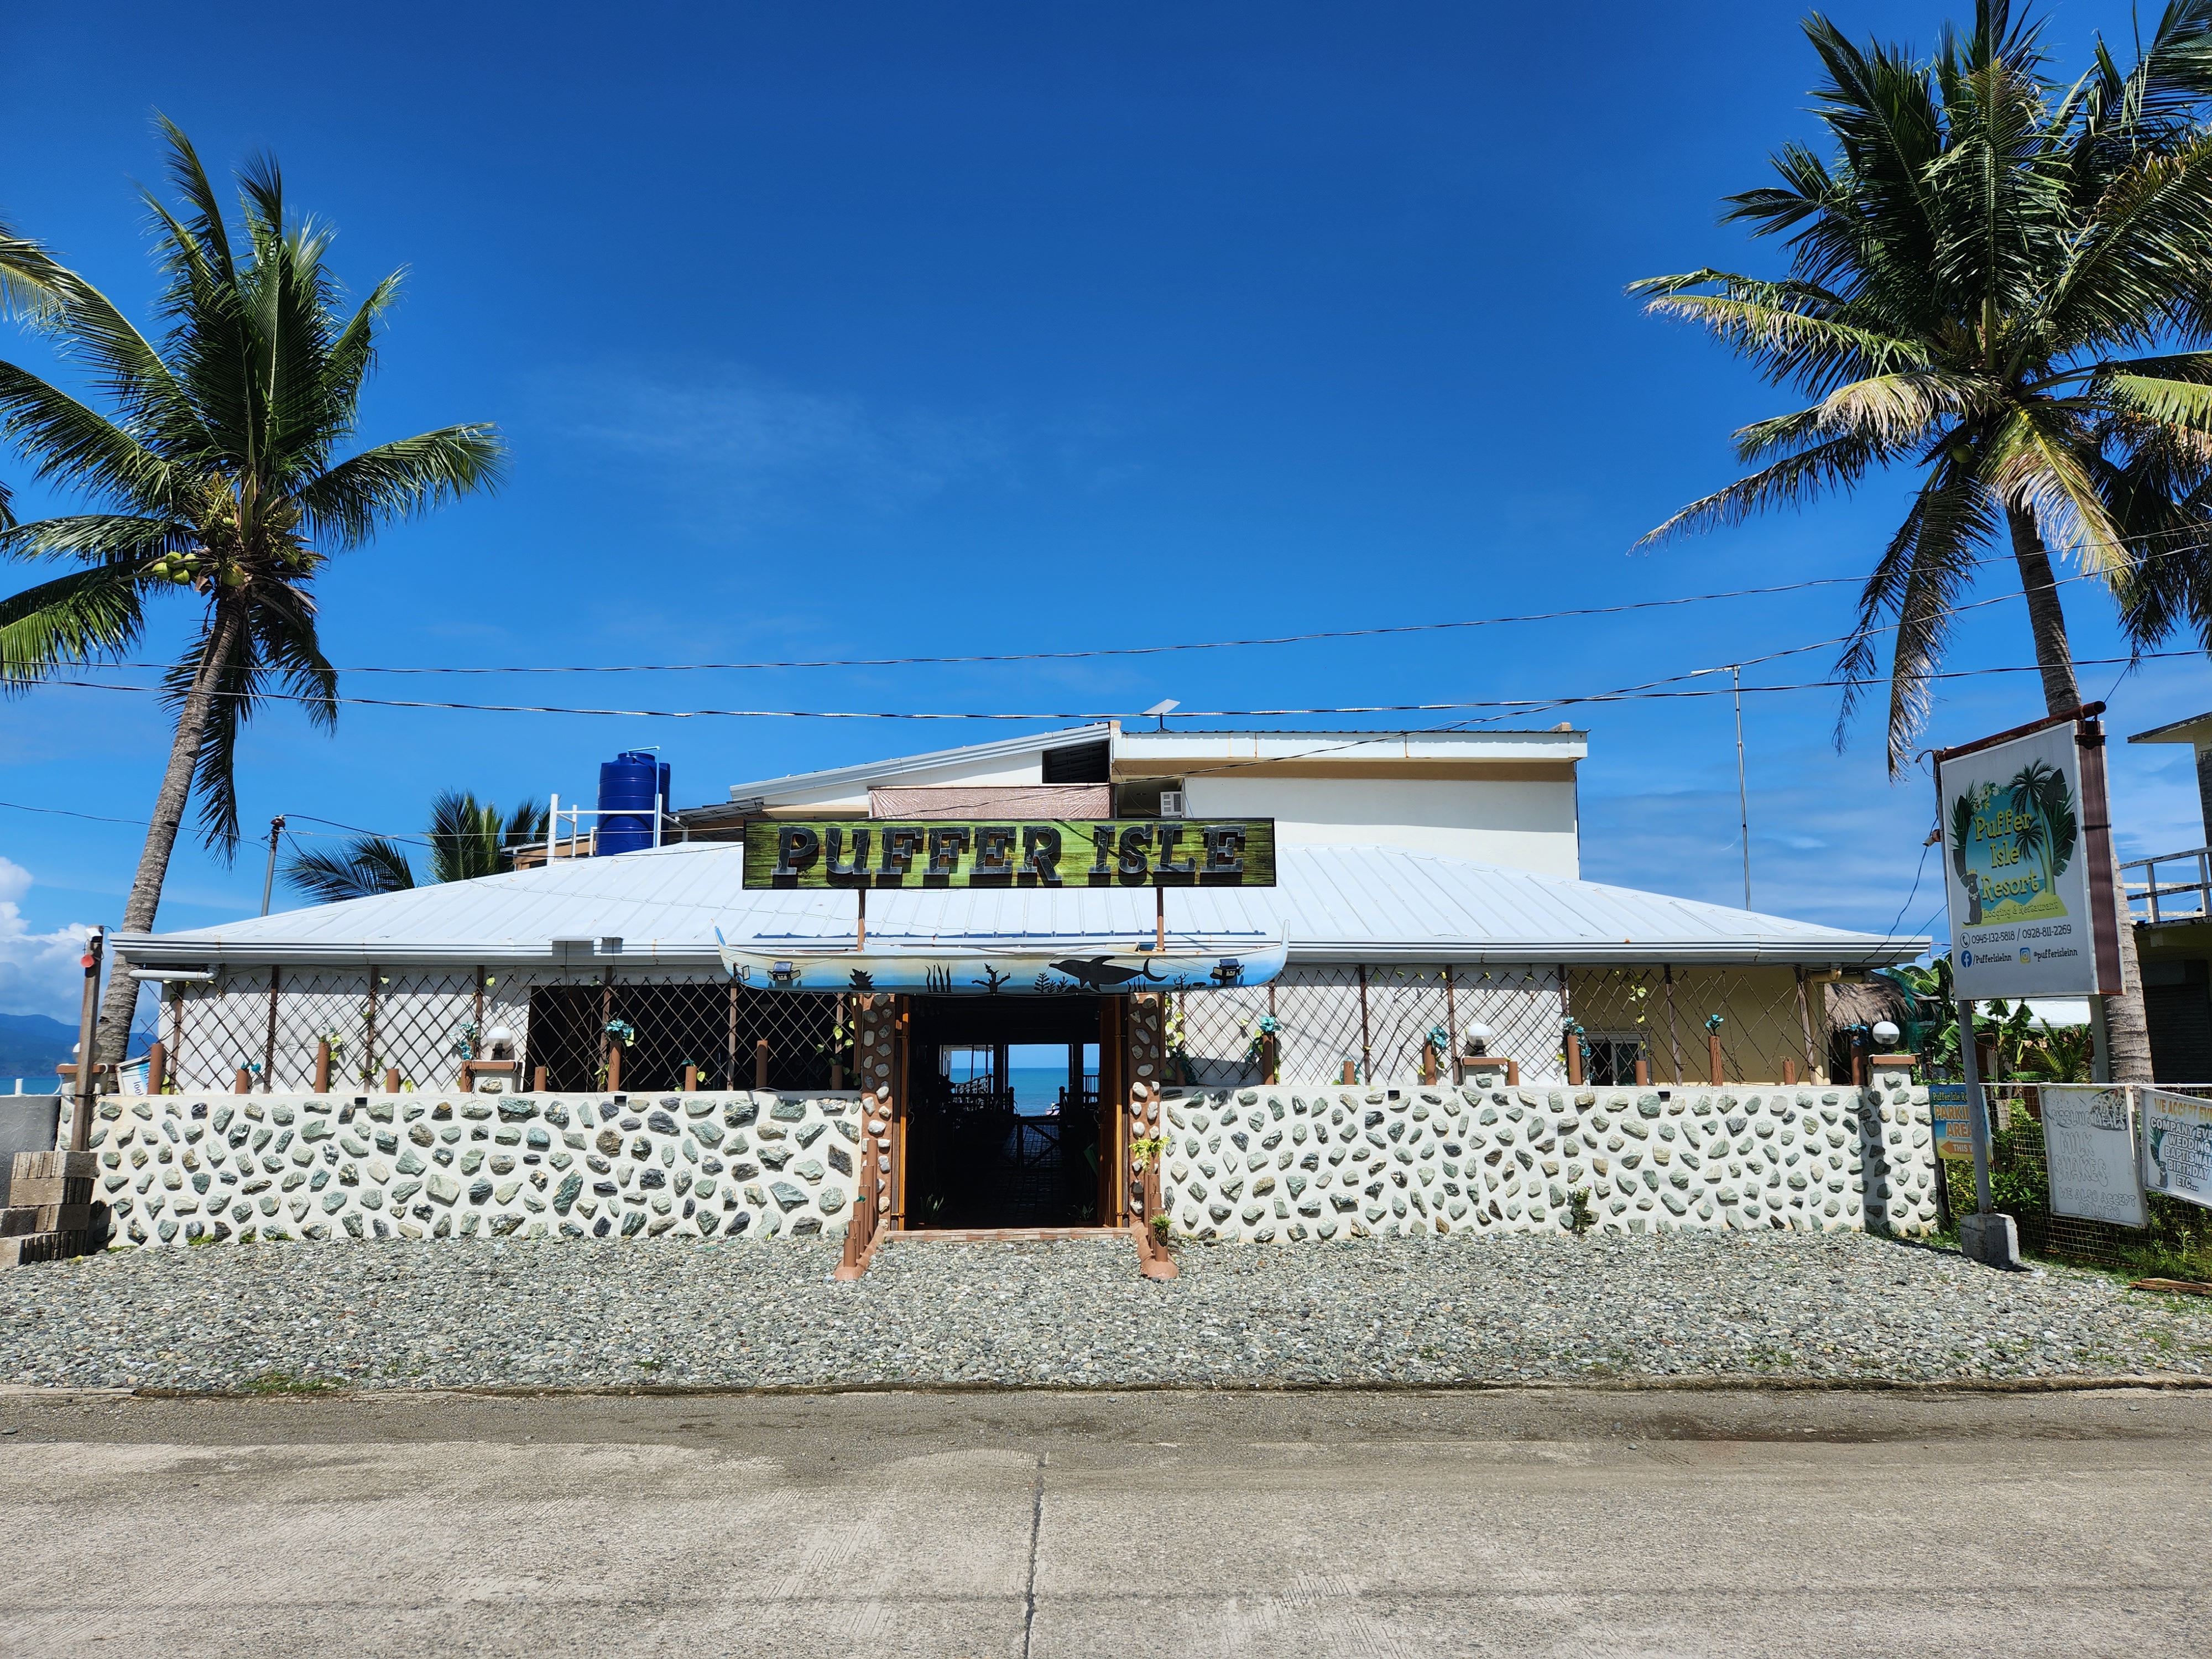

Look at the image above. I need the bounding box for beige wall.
[1567,965,1828,1086]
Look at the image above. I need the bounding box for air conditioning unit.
[1158,790,1186,819]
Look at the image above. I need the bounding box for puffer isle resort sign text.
[743,818,1277,890]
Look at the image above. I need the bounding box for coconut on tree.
[1634,0,2212,1081]
[0,121,504,1065]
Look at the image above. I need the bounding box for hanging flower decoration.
[1704,1014,1725,1033]
[1242,1013,1282,1067]
[451,1019,480,1061]
[605,1018,638,1048]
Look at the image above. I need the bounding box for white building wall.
[1179,774,1580,877]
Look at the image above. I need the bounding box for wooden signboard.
[743,818,1276,890]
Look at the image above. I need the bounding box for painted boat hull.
[713,931,1287,994]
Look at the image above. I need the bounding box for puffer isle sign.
[1936,716,2122,1000]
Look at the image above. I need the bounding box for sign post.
[1934,703,2120,1269]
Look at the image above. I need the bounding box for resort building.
[105,722,1935,1248]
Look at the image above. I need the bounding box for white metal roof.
[116,842,1926,971]
[1114,728,1588,767]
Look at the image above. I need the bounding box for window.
[1584,1034,1645,1086]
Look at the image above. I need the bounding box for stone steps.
[0,1151,102,1269]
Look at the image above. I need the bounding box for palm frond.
[0,222,67,322]
[0,512,187,567]
[1639,431,1888,547]
[0,363,174,510]
[283,838,415,904]
[295,426,505,546]
[0,564,147,691]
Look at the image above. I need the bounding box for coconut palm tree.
[0,122,503,1064]
[283,790,547,903]
[1632,1,2212,1080]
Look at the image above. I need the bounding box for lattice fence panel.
[1568,967,1825,1086]
[1174,964,1566,1087]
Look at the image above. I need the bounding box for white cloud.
[0,857,92,1023]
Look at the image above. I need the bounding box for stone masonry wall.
[89,1068,1939,1248]
[1154,1065,1939,1241]
[94,1091,862,1246]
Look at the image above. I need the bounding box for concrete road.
[2,1385,2207,1657]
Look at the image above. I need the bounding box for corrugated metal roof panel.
[116,843,1927,969]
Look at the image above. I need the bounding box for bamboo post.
[233,1068,252,1094]
[1783,1058,1797,1085]
[1634,1056,1650,1086]
[314,1041,332,1093]
[1708,1027,1724,1087]
[169,983,184,1093]
[263,966,280,1092]
[1565,1032,1583,1087]
[754,1038,770,1089]
[1505,1060,1520,1087]
[726,980,739,1091]
[606,1045,623,1092]
[1793,964,1818,1085]
[1340,1060,1356,1084]
[1355,964,1371,1083]
[147,1041,167,1095]
[1665,964,1682,1084]
[385,1067,401,1093]
[682,1064,698,1093]
[1443,967,1458,1084]
[1421,1042,1439,1086]
[532,1065,547,1093]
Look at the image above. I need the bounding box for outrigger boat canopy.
[714,928,1290,995]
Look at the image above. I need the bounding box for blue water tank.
[596,750,670,855]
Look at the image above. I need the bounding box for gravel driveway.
[4,1230,2206,1392]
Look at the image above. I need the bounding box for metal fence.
[1169,962,1839,1088]
[152,968,850,1095]
[1944,1082,2212,1274]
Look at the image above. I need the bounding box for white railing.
[2122,846,2211,924]
[540,791,665,863]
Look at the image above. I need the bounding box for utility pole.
[260,815,286,917]
[70,927,103,1152]
[1733,665,1751,911]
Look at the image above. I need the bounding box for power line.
[38,649,2209,722]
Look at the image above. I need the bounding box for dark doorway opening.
[905,995,1104,1228]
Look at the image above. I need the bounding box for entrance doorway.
[904,996,1107,1228]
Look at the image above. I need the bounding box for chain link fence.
[1938,1082,2212,1275]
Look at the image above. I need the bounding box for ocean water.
[1009,1067,1079,1112]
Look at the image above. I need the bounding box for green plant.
[1150,1212,1171,1240]
[1129,1134,1173,1166]
[1566,1188,1597,1235]
[0,122,503,1063]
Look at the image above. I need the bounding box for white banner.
[1938,722,2109,998]
[2143,1089,2212,1213]
[2039,1084,2146,1228]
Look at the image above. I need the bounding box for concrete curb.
[3,1370,2208,1404]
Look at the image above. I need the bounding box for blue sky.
[4,0,2209,1020]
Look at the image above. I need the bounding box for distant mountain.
[0,1013,159,1078]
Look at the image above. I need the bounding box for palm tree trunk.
[2006,509,2152,1082]
[92,604,244,1065]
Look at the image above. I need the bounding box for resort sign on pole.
[1934,707,2121,1000]
[743,818,1277,890]
[1931,703,2123,1268]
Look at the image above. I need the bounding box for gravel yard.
[4,1229,2208,1392]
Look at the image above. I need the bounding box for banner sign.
[1928,1083,1976,1161]
[2039,1084,2147,1227]
[2142,1089,2212,1213]
[743,818,1277,890]
[1936,718,2121,998]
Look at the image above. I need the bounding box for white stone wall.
[93,1091,862,1245]
[1154,1066,1940,1241]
